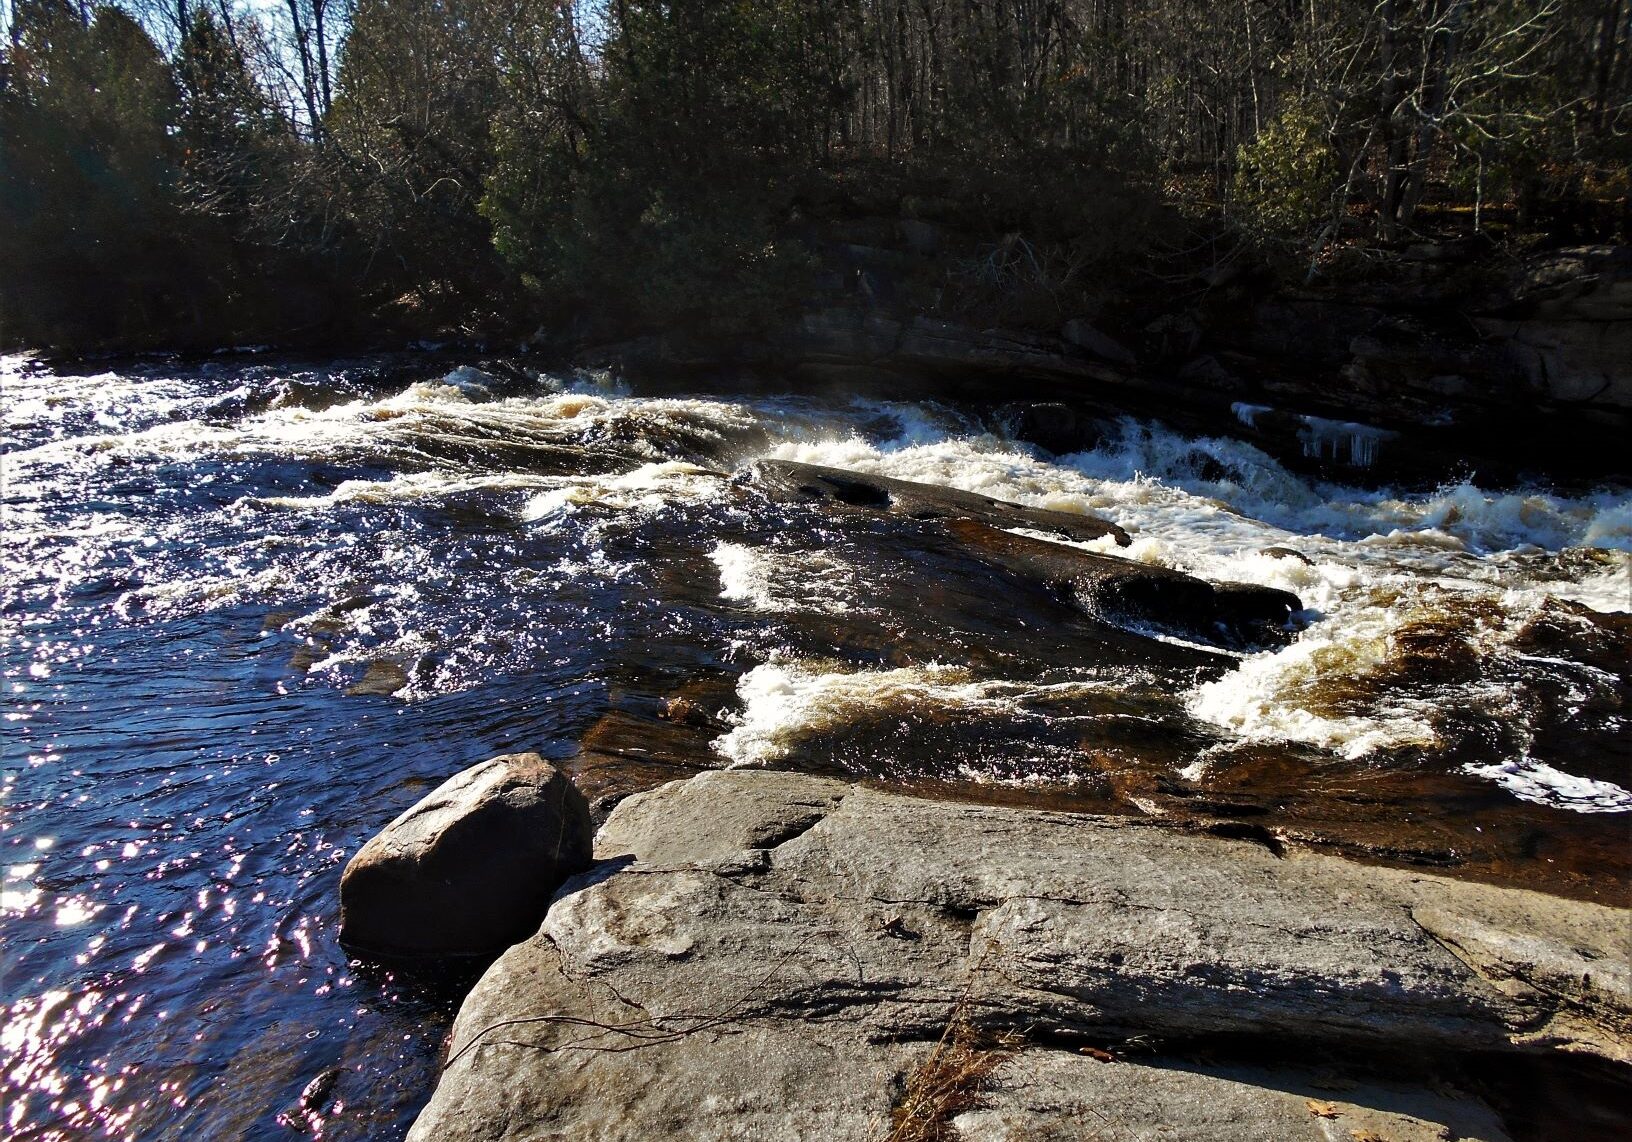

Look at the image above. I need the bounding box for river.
[3,353,1628,1139]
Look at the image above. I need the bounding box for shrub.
[1232,98,1338,244]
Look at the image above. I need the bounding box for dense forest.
[1,0,1627,351]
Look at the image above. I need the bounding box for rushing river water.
[3,353,1629,1140]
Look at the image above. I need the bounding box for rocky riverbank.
[26,243,1631,491]
[9,348,1627,1142]
[590,244,1632,488]
[397,767,1631,1141]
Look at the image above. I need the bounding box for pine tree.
[0,3,186,346]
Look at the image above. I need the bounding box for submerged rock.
[949,520,1302,650]
[997,400,1116,456]
[408,771,1630,1141]
[1261,545,1314,565]
[339,753,592,960]
[346,660,409,697]
[745,461,1300,651]
[747,458,1131,546]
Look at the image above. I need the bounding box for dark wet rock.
[1106,746,1632,906]
[1513,596,1632,679]
[287,641,327,672]
[1182,449,1233,482]
[747,459,1130,546]
[407,771,1630,1141]
[949,521,1301,650]
[326,593,378,617]
[567,707,714,819]
[339,753,592,960]
[560,667,746,814]
[658,694,721,729]
[345,661,408,697]
[275,1065,344,1134]
[1061,318,1137,366]
[1262,546,1314,565]
[997,401,1115,456]
[745,461,1297,652]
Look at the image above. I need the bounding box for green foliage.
[176,11,284,211]
[170,11,327,336]
[0,4,340,347]
[1,0,1623,350]
[481,0,821,339]
[0,4,186,347]
[326,0,513,320]
[1231,98,1337,244]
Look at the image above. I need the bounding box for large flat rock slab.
[409,771,1631,1140]
[956,1051,1514,1141]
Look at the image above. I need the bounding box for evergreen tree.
[326,0,513,325]
[0,3,187,347]
[171,8,319,339]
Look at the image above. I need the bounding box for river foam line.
[712,659,1127,768]
[708,541,865,616]
[1184,602,1443,760]
[740,409,1631,812]
[8,359,1630,809]
[1462,759,1632,813]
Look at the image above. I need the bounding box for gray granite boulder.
[339,753,592,959]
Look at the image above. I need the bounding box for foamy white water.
[708,542,863,615]
[750,407,1630,811]
[519,462,724,521]
[713,659,1119,767]
[1462,759,1632,813]
[7,357,1627,811]
[10,351,1627,1142]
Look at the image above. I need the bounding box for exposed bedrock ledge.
[408,771,1631,1141]
[591,245,1632,485]
[746,460,1301,652]
[946,518,1302,650]
[747,458,1131,546]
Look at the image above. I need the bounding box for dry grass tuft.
[886,1014,1022,1142]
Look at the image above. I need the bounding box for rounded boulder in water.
[339,753,593,960]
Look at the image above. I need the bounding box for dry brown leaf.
[1350,1130,1389,1142]
[1306,1099,1342,1119]
[1077,1046,1117,1063]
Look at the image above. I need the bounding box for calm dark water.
[2,353,1628,1140]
